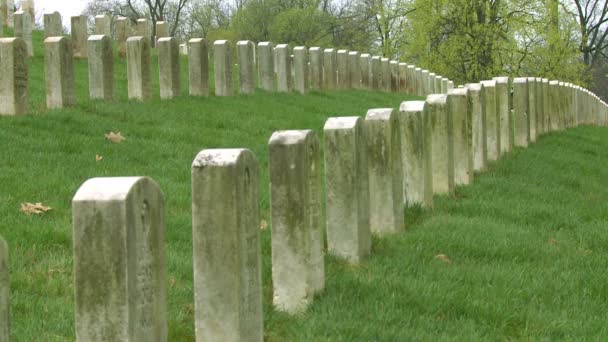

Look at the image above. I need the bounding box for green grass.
[1,30,608,340]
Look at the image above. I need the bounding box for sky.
[27,0,87,27]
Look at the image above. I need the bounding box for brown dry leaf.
[260,220,268,231]
[105,131,126,143]
[435,254,452,264]
[170,278,176,287]
[20,202,52,216]
[549,238,557,246]
[95,154,103,161]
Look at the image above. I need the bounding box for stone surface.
[365,108,404,234]
[94,14,111,37]
[88,35,114,100]
[390,61,399,92]
[398,101,433,208]
[324,116,370,264]
[428,73,436,93]
[71,15,88,58]
[406,65,416,95]
[257,42,274,92]
[360,54,370,89]
[236,40,255,95]
[72,177,167,342]
[44,36,75,109]
[188,38,209,97]
[115,17,129,58]
[421,70,430,95]
[275,44,291,93]
[309,47,322,91]
[493,77,511,154]
[0,37,28,115]
[21,0,33,22]
[441,78,449,94]
[157,37,180,99]
[155,21,168,38]
[268,131,325,314]
[191,149,263,341]
[336,49,349,89]
[126,36,151,101]
[179,43,187,56]
[415,68,422,96]
[14,11,32,57]
[293,46,308,95]
[399,63,407,91]
[348,51,360,89]
[527,77,537,142]
[0,237,8,342]
[543,79,550,131]
[434,75,442,95]
[136,19,150,41]
[323,48,336,90]
[479,80,500,161]
[381,58,390,92]
[464,83,487,172]
[448,87,472,186]
[535,77,544,135]
[214,40,233,96]
[43,11,62,38]
[425,94,454,195]
[370,56,381,90]
[513,77,529,147]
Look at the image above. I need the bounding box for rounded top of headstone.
[268,130,315,146]
[415,67,421,71]
[309,46,321,51]
[399,101,425,113]
[324,48,335,52]
[126,36,146,42]
[73,177,160,202]
[527,77,536,82]
[88,34,110,42]
[448,87,468,96]
[348,51,359,56]
[337,49,348,53]
[429,72,436,77]
[558,81,565,86]
[408,65,415,69]
[480,80,496,87]
[399,62,407,66]
[381,57,389,62]
[492,76,509,83]
[237,40,252,46]
[442,77,449,81]
[464,83,484,91]
[258,41,272,47]
[390,60,398,65]
[189,38,207,44]
[276,44,289,49]
[365,108,395,121]
[44,36,67,44]
[513,77,528,84]
[324,116,361,130]
[293,46,306,52]
[426,94,448,105]
[421,70,429,74]
[435,75,442,80]
[214,40,230,45]
[360,53,371,57]
[371,56,381,60]
[192,148,255,168]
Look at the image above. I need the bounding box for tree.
[572,0,608,66]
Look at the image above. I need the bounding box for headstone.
[513,77,529,147]
[348,51,360,89]
[336,49,349,89]
[293,46,308,95]
[434,75,442,95]
[381,58,390,92]
[535,77,544,135]
[493,77,511,155]
[236,40,255,95]
[5,0,12,28]
[415,68,422,96]
[115,17,129,58]
[0,37,28,115]
[72,177,167,342]
[21,0,33,22]
[421,70,430,95]
[0,237,8,342]
[425,94,454,195]
[464,83,487,172]
[179,43,188,56]
[155,21,168,38]
[441,78,449,94]
[390,61,399,92]
[88,35,114,100]
[309,47,323,91]
[126,36,151,101]
[324,116,370,263]
[543,79,550,130]
[359,54,370,89]
[44,36,75,109]
[136,19,150,41]
[275,44,291,93]
[94,14,111,37]
[527,77,537,142]
[398,101,433,207]
[479,80,500,161]
[323,48,337,90]
[448,88,472,186]
[370,56,381,90]
[1,1,6,29]
[43,11,62,38]
[398,63,407,91]
[157,37,180,99]
[257,42,274,92]
[14,11,32,57]
[188,38,209,97]
[268,131,325,314]
[191,149,263,341]
[71,15,88,58]
[214,40,233,96]
[365,108,404,234]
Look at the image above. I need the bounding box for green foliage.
[269,8,334,46]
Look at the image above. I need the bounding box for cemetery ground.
[1,30,608,340]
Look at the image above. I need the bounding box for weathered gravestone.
[115,17,129,58]
[214,40,233,96]
[188,38,209,97]
[479,80,500,161]
[370,56,381,90]
[136,19,150,41]
[0,37,28,115]
[44,36,75,109]
[126,36,151,101]
[191,149,264,341]
[527,77,537,142]
[324,117,370,263]
[359,54,370,89]
[71,15,87,58]
[13,11,32,57]
[336,50,349,89]
[157,37,180,99]
[237,40,255,95]
[365,108,404,234]
[155,21,168,39]
[309,47,323,91]
[464,83,487,172]
[425,94,454,195]
[323,48,337,90]
[43,11,62,38]
[390,61,399,92]
[293,46,308,95]
[493,76,511,155]
[88,35,114,100]
[276,44,291,93]
[348,51,360,89]
[535,77,544,135]
[269,131,325,314]
[448,88,473,186]
[257,42,274,92]
[513,77,529,147]
[94,14,111,36]
[381,58,390,92]
[72,177,167,342]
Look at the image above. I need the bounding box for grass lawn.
[1,30,608,340]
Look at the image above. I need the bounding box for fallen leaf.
[96,154,103,161]
[20,202,52,215]
[435,254,452,264]
[170,278,176,287]
[260,220,268,231]
[549,238,557,246]
[105,131,126,143]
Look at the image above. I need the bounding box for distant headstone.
[188,38,209,97]
[493,77,511,154]
[1,1,7,29]
[0,237,9,342]
[14,11,32,57]
[157,37,180,99]
[72,177,167,342]
[94,14,111,37]
[398,63,407,91]
[155,21,168,38]
[425,94,454,195]
[415,68,422,96]
[214,40,233,96]
[398,101,433,207]
[293,46,308,95]
[336,50,349,89]
[136,18,150,41]
[0,37,28,115]
[5,0,13,28]
[348,51,360,89]
[479,80,500,161]
[44,36,75,109]
[527,77,537,142]
[257,42,274,92]
[549,80,559,131]
[324,116,370,263]
[323,48,336,90]
[464,83,487,172]
[237,40,255,95]
[43,11,62,38]
[360,54,370,89]
[421,70,430,95]
[370,56,381,90]
[126,36,151,101]
[275,44,291,93]
[191,149,264,341]
[309,47,323,91]
[513,77,529,147]
[21,0,33,22]
[269,131,325,314]
[390,61,399,92]
[87,35,114,100]
[428,73,436,93]
[406,65,416,94]
[115,17,129,58]
[381,58,390,92]
[441,78,449,94]
[448,88,472,186]
[71,15,88,58]
[365,108,404,234]
[179,43,187,56]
